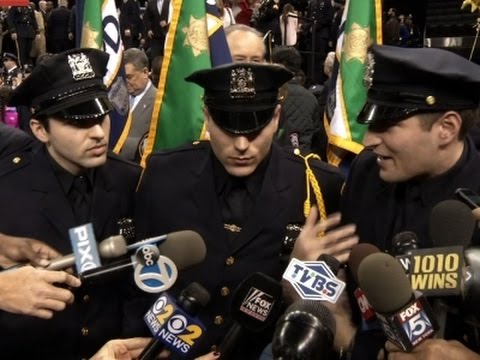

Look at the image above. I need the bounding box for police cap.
[3,53,17,63]
[357,45,480,126]
[186,62,293,134]
[10,48,113,121]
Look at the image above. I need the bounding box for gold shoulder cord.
[294,150,327,224]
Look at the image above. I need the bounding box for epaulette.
[0,151,31,177]
[107,151,142,170]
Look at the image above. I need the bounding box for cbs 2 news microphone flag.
[140,0,232,167]
[78,0,130,150]
[325,0,382,167]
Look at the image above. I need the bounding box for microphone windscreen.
[348,243,380,284]
[358,252,412,314]
[272,300,336,360]
[391,231,419,255]
[178,282,211,315]
[317,253,340,275]
[98,235,128,258]
[429,200,475,247]
[160,231,206,271]
[230,272,283,332]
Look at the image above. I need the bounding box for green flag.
[326,0,382,165]
[80,0,103,48]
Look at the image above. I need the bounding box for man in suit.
[143,0,170,60]
[120,0,143,49]
[127,62,358,359]
[115,48,157,163]
[0,48,141,359]
[46,0,72,53]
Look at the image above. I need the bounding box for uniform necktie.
[71,176,90,224]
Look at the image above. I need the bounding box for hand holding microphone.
[385,338,480,360]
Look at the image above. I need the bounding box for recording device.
[47,230,203,271]
[283,257,345,303]
[348,243,380,322]
[68,223,102,273]
[79,231,206,291]
[358,252,438,351]
[272,300,336,360]
[218,272,283,359]
[455,188,480,210]
[140,282,211,360]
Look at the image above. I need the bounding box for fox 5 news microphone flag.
[77,0,130,149]
[140,0,232,167]
[325,0,382,167]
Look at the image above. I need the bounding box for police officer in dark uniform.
[341,45,480,359]
[0,121,33,158]
[127,62,358,359]
[7,5,39,66]
[0,48,141,360]
[1,52,20,86]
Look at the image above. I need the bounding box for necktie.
[223,179,248,227]
[71,176,90,224]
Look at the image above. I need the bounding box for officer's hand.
[0,233,61,268]
[0,266,81,319]
[11,33,17,41]
[385,339,480,360]
[291,207,359,264]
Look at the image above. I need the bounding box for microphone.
[358,252,438,351]
[47,230,204,271]
[218,272,283,359]
[68,223,102,273]
[272,300,336,360]
[348,243,380,323]
[140,282,211,360]
[80,231,206,290]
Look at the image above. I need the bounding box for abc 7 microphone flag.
[134,244,179,293]
[282,258,345,302]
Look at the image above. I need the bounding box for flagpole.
[469,17,480,61]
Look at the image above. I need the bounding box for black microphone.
[139,282,211,360]
[358,252,438,351]
[218,272,284,359]
[348,243,381,322]
[80,231,206,285]
[272,300,336,360]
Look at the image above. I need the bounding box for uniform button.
[81,327,89,336]
[225,256,235,265]
[214,315,224,325]
[83,295,90,303]
[220,286,230,296]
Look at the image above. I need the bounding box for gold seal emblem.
[343,23,372,63]
[81,22,101,49]
[183,16,208,57]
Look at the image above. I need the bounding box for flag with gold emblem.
[325,0,382,166]
[78,0,129,149]
[140,0,231,167]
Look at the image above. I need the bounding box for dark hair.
[272,46,301,74]
[418,107,479,140]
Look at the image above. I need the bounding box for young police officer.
[0,48,141,359]
[129,62,358,358]
[342,45,480,359]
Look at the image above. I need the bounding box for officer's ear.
[30,118,49,143]
[271,104,281,132]
[436,111,462,145]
